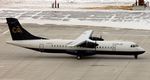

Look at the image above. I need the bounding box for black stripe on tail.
[6,18,46,40]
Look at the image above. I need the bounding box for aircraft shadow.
[21,54,145,60]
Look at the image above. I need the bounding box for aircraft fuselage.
[7,39,145,58]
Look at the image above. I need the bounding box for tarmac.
[0,23,150,80]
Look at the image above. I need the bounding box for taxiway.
[0,23,150,80]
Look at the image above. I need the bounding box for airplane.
[6,18,145,59]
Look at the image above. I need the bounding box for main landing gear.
[76,55,82,60]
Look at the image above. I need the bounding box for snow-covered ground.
[0,0,135,9]
[0,0,150,30]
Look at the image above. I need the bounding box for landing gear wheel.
[77,56,81,60]
[134,55,138,59]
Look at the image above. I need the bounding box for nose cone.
[138,47,145,54]
[141,51,145,54]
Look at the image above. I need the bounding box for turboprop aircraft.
[6,18,145,59]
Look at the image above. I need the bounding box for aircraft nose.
[138,47,145,53]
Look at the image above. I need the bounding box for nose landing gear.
[134,55,138,59]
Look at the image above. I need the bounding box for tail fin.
[6,18,46,40]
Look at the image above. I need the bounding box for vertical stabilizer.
[6,18,46,40]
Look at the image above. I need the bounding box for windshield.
[131,44,139,48]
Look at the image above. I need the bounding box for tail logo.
[12,26,22,33]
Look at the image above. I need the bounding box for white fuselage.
[7,39,145,56]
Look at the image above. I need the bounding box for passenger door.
[39,44,44,52]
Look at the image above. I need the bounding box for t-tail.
[6,18,46,40]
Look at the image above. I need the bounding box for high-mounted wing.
[67,30,98,48]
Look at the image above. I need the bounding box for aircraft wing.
[67,30,98,48]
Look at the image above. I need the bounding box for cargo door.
[112,43,116,51]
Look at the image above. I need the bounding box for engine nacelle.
[90,37,104,41]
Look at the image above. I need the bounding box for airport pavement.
[0,23,150,80]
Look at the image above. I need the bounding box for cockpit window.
[131,44,139,48]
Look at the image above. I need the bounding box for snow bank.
[1,18,149,30]
[0,0,150,30]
